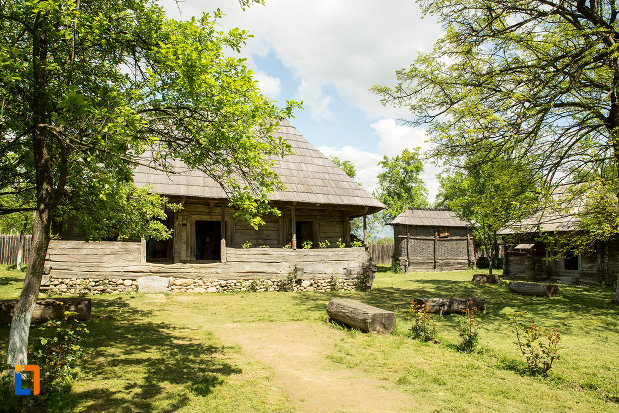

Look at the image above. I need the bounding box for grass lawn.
[1,265,617,412]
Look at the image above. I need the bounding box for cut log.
[412,298,486,315]
[0,298,91,325]
[472,273,500,284]
[508,281,559,297]
[326,298,395,334]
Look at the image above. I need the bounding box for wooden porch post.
[292,205,297,250]
[433,227,438,270]
[363,208,368,248]
[406,225,410,264]
[221,206,227,263]
[466,227,471,265]
[343,214,351,246]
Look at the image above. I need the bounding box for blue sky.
[160,0,444,203]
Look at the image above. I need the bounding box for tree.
[374,148,428,223]
[373,0,619,303]
[330,156,381,240]
[1,0,297,368]
[436,156,539,275]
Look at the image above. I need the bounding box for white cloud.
[318,145,381,193]
[253,71,282,99]
[296,80,334,121]
[160,0,442,118]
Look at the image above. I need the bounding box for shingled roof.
[388,209,470,227]
[133,119,384,213]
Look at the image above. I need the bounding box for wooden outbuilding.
[45,120,384,294]
[500,213,619,285]
[388,209,474,272]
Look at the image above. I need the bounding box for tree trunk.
[16,230,24,271]
[327,299,396,334]
[508,281,559,297]
[412,297,486,315]
[7,208,51,367]
[613,276,619,304]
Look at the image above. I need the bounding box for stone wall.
[47,274,364,295]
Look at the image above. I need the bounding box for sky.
[160,0,444,202]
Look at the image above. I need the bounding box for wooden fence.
[0,234,32,266]
[368,243,394,264]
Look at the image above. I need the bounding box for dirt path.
[210,321,416,413]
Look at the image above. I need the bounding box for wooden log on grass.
[326,298,395,334]
[0,298,91,325]
[472,273,500,284]
[508,281,559,297]
[412,298,486,315]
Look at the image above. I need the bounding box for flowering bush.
[509,312,560,376]
[409,301,437,341]
[457,300,479,352]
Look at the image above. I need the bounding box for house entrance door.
[195,220,221,260]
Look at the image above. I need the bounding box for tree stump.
[472,273,500,284]
[412,298,486,315]
[326,299,395,334]
[508,281,559,297]
[0,298,91,325]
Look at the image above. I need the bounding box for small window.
[564,250,579,271]
[438,227,450,238]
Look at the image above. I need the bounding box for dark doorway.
[296,221,314,247]
[146,216,173,262]
[195,220,221,261]
[565,250,579,271]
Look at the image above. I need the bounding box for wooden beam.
[292,206,297,250]
[363,207,368,248]
[344,214,351,245]
[434,227,438,270]
[140,238,146,263]
[221,207,227,263]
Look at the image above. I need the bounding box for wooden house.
[388,209,474,272]
[45,120,384,294]
[499,213,619,285]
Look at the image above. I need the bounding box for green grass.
[1,265,618,412]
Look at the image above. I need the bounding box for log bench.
[326,298,395,334]
[0,298,91,325]
[412,298,486,315]
[508,281,559,297]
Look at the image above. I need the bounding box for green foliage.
[336,238,345,248]
[282,242,292,249]
[373,237,394,245]
[279,269,297,292]
[457,300,479,353]
[350,239,363,247]
[328,274,340,291]
[330,156,357,180]
[374,148,428,223]
[318,240,330,248]
[242,241,252,249]
[408,301,437,342]
[0,0,299,241]
[509,312,561,376]
[301,240,313,249]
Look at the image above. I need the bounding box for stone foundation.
[47,275,365,295]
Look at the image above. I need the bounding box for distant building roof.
[388,209,470,227]
[498,212,580,235]
[133,119,385,214]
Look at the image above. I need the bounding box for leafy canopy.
[374,148,428,223]
[0,0,298,240]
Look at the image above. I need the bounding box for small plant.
[283,242,292,249]
[318,240,330,248]
[509,311,561,376]
[242,241,252,249]
[457,300,479,352]
[248,279,259,292]
[279,269,297,292]
[336,238,346,248]
[26,312,89,410]
[302,240,313,249]
[351,239,363,247]
[409,301,437,342]
[258,244,270,248]
[329,274,340,291]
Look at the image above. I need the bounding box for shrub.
[318,240,330,248]
[409,301,437,341]
[509,312,560,376]
[301,240,313,249]
[329,274,339,291]
[279,269,297,292]
[336,238,346,248]
[350,239,363,247]
[457,300,479,352]
[242,241,252,249]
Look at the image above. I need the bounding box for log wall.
[393,225,472,272]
